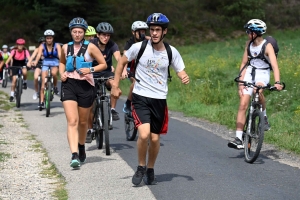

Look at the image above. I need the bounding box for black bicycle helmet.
[96,22,114,34]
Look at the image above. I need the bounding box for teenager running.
[5,39,31,102]
[228,19,283,149]
[111,13,190,185]
[27,37,45,100]
[33,29,61,108]
[59,17,107,168]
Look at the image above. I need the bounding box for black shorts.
[11,66,25,76]
[132,93,169,134]
[60,78,95,108]
[93,71,114,91]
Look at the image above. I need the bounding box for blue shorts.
[42,58,59,71]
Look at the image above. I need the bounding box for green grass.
[120,29,300,154]
[0,153,10,162]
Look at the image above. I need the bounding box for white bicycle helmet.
[131,21,148,31]
[44,29,55,36]
[2,45,8,49]
[244,19,267,35]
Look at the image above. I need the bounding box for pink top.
[62,44,94,86]
[11,49,30,60]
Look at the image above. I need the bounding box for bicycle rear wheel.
[244,110,265,163]
[102,101,110,155]
[45,81,51,117]
[38,76,42,111]
[95,108,103,149]
[124,113,137,141]
[16,78,22,108]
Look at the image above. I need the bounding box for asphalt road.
[1,80,299,200]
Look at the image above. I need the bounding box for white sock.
[263,109,267,116]
[10,91,14,96]
[236,131,243,141]
[111,108,115,111]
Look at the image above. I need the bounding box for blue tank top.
[42,43,58,59]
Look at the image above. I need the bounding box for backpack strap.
[76,40,89,58]
[67,42,74,57]
[163,42,172,82]
[134,40,148,69]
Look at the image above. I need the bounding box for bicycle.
[92,76,113,156]
[124,72,138,141]
[10,66,24,108]
[2,65,9,88]
[234,76,285,163]
[43,65,54,117]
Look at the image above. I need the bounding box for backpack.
[66,40,92,72]
[247,36,279,70]
[133,40,173,81]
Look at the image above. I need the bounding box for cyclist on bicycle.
[85,22,121,143]
[33,29,61,108]
[228,19,283,149]
[5,39,31,102]
[0,52,3,82]
[85,26,97,41]
[27,37,45,100]
[122,21,149,113]
[59,17,107,168]
[0,45,11,83]
[111,13,189,185]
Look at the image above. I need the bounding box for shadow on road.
[156,173,194,182]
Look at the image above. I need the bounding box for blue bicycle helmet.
[69,17,88,31]
[146,13,169,29]
[244,19,267,35]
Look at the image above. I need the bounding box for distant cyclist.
[27,37,45,100]
[59,17,107,168]
[85,26,97,41]
[85,22,121,143]
[5,38,31,102]
[0,45,11,83]
[33,29,61,109]
[122,21,149,113]
[0,52,3,82]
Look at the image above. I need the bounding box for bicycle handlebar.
[93,76,114,82]
[234,76,286,91]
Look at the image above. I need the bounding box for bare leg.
[147,133,160,168]
[34,68,41,92]
[137,123,151,166]
[78,106,92,145]
[51,66,58,87]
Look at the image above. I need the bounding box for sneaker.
[264,116,271,131]
[111,109,120,121]
[109,125,113,130]
[132,166,146,186]
[143,168,157,185]
[9,96,14,102]
[228,137,244,149]
[78,145,86,163]
[54,87,59,95]
[70,154,80,168]
[123,103,131,113]
[38,102,45,109]
[85,130,93,143]
[32,92,38,100]
[23,82,27,89]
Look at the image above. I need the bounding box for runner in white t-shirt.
[111,13,189,186]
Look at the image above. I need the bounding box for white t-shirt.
[125,40,185,99]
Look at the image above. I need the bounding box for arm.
[177,70,189,84]
[111,55,129,98]
[33,44,43,66]
[0,60,3,70]
[121,50,129,79]
[5,51,13,66]
[56,43,62,60]
[238,41,250,96]
[27,48,38,67]
[89,43,107,72]
[59,44,67,82]
[265,43,283,90]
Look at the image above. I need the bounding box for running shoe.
[132,166,146,186]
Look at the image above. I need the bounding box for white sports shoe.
[32,92,38,100]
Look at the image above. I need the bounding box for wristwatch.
[90,67,95,73]
[275,81,281,84]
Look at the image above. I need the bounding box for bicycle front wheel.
[2,71,8,88]
[102,101,110,155]
[45,82,51,117]
[124,113,137,141]
[16,78,22,108]
[95,107,103,149]
[244,110,265,163]
[38,77,42,111]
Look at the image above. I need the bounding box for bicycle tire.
[102,101,110,155]
[45,81,51,117]
[16,77,22,108]
[124,113,137,141]
[2,71,8,88]
[95,107,103,149]
[244,110,265,163]
[38,77,42,111]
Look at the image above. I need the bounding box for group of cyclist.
[0,12,284,186]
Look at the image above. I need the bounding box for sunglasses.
[246,30,252,34]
